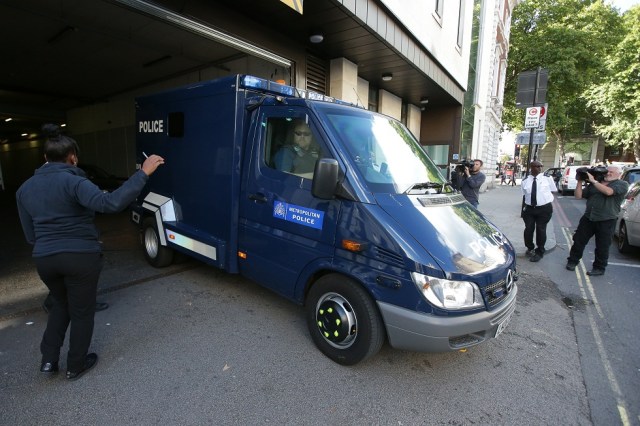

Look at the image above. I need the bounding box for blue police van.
[132,74,517,365]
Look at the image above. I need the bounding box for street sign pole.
[525,67,543,177]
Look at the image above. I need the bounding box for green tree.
[586,5,640,162]
[503,0,623,161]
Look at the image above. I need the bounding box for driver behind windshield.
[274,120,319,175]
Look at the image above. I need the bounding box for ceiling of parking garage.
[0,0,456,144]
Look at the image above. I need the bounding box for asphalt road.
[481,184,640,426]
[0,186,636,424]
[550,193,640,426]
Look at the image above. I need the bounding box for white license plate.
[494,311,513,338]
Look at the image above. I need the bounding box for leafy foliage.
[585,5,640,161]
[504,0,624,159]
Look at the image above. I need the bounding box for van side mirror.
[312,158,339,199]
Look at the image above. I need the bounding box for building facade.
[462,0,520,189]
[1,0,475,189]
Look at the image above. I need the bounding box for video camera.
[455,160,474,173]
[575,166,608,182]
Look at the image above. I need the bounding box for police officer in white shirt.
[521,160,557,262]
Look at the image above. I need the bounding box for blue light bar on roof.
[240,75,295,96]
[239,75,361,108]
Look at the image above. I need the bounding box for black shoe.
[66,353,98,381]
[587,269,605,276]
[95,302,109,312]
[566,263,577,271]
[525,249,536,257]
[529,253,542,262]
[40,361,59,373]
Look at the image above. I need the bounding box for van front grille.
[483,278,509,307]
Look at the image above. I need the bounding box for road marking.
[552,197,572,228]
[561,227,631,426]
[607,262,640,268]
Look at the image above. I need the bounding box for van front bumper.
[377,284,517,352]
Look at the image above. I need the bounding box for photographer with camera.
[452,159,485,208]
[521,160,557,262]
[566,165,629,276]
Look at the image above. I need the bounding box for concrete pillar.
[406,104,422,139]
[329,58,359,104]
[379,90,402,120]
[356,77,369,109]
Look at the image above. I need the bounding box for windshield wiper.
[404,181,446,193]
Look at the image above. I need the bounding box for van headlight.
[411,272,484,310]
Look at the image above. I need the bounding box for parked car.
[558,165,583,195]
[543,167,563,186]
[621,165,640,185]
[77,164,126,192]
[615,182,640,253]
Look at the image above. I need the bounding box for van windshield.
[320,107,449,194]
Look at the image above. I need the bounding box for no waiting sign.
[537,104,548,130]
[524,107,541,129]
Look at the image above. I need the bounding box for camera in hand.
[455,160,474,172]
[575,166,608,182]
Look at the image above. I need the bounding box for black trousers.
[568,216,616,270]
[35,252,103,372]
[522,203,553,254]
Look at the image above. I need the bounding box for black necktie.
[531,177,537,207]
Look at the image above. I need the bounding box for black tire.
[306,274,385,365]
[142,217,174,267]
[617,222,632,253]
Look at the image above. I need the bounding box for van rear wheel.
[143,217,174,267]
[306,274,385,365]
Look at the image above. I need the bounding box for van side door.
[238,107,342,300]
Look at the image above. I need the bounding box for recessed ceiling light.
[309,33,324,43]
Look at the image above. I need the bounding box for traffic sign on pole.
[537,103,548,130]
[516,68,548,109]
[517,131,546,145]
[524,107,541,129]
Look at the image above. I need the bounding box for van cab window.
[319,107,448,194]
[264,117,321,179]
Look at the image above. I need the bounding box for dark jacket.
[453,171,486,206]
[274,145,319,174]
[16,162,148,257]
[582,179,629,221]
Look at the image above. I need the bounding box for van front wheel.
[143,217,174,267]
[306,274,385,365]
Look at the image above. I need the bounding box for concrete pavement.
[477,180,557,257]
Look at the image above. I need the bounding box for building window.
[401,103,408,126]
[435,0,444,18]
[368,86,379,112]
[457,0,465,49]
